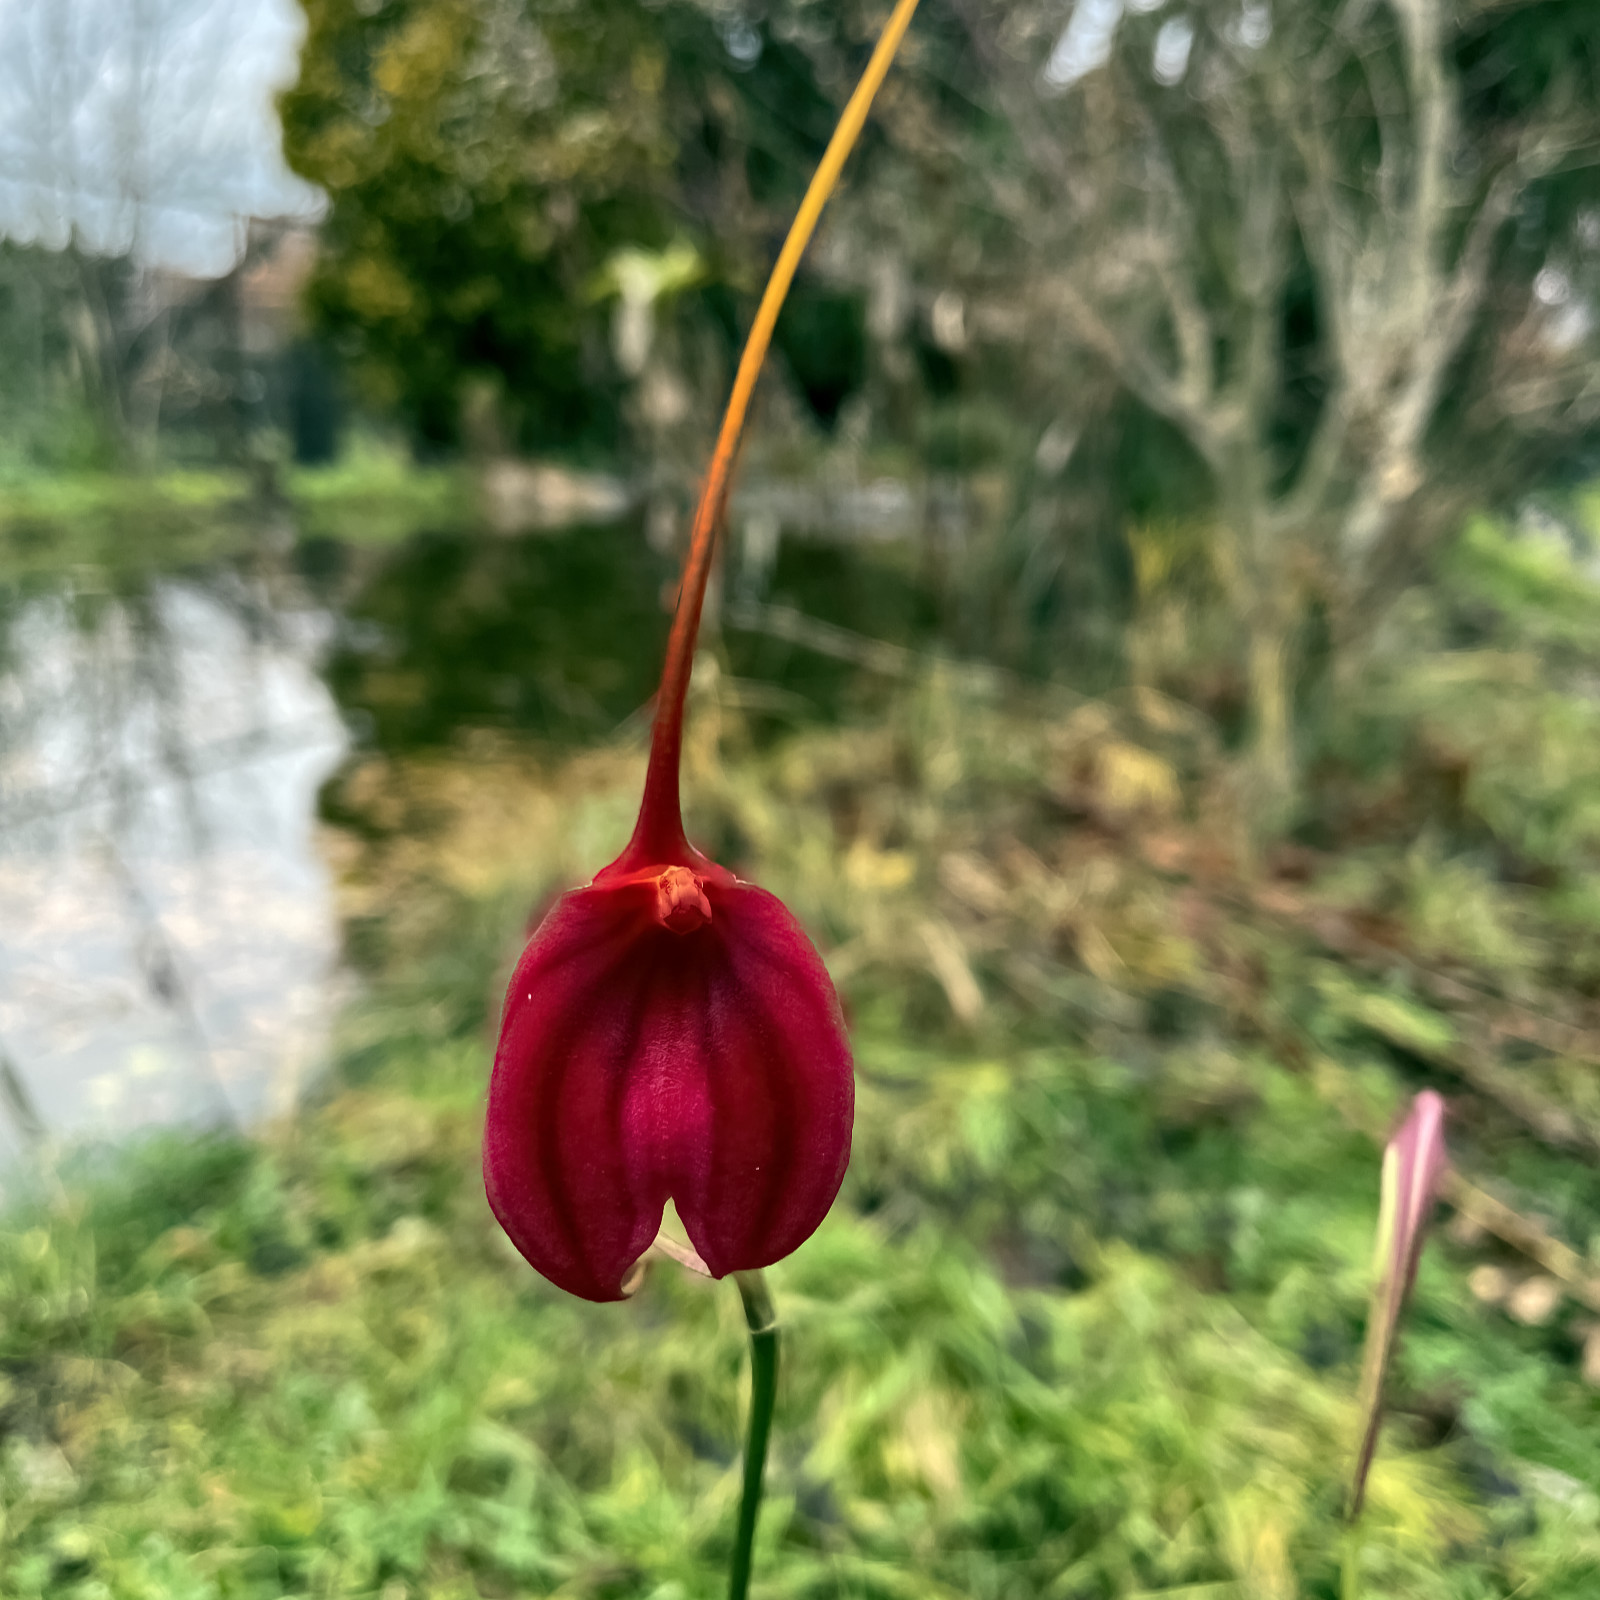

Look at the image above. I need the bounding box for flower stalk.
[622,0,925,873]
[729,1270,779,1600]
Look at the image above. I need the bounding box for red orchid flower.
[482,738,853,1300]
[480,6,926,1298]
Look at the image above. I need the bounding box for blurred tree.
[945,0,1600,822]
[0,241,146,467]
[281,0,1599,824]
[0,0,320,466]
[280,0,878,454]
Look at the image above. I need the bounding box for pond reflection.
[0,574,348,1170]
[317,518,936,762]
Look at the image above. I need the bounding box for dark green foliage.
[278,0,898,455]
[283,0,671,449]
[774,282,868,430]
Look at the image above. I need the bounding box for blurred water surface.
[0,568,347,1168]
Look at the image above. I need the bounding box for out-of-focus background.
[0,0,1598,1591]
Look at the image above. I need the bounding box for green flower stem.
[1341,1524,1362,1600]
[729,1269,779,1600]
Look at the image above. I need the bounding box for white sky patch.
[1532,265,1591,353]
[1542,299,1592,352]
[1232,1,1271,50]
[1534,265,1571,306]
[721,17,762,67]
[1044,0,1124,90]
[1152,16,1195,85]
[0,0,322,276]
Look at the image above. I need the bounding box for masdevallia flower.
[484,466,852,1305]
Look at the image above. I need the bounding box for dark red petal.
[671,883,853,1278]
[484,884,663,1301]
[483,878,853,1301]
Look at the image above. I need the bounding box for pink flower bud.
[1350,1089,1449,1516]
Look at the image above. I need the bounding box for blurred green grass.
[0,440,469,583]
[3,952,1594,1596]
[3,510,1600,1596]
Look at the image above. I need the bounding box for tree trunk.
[1214,453,1299,838]
[1243,602,1296,833]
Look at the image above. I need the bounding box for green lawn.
[0,443,470,582]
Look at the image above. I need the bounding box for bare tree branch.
[1045,273,1223,458]
[944,0,1094,212]
[1340,163,1519,566]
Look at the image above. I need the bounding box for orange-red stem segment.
[616,0,923,871]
